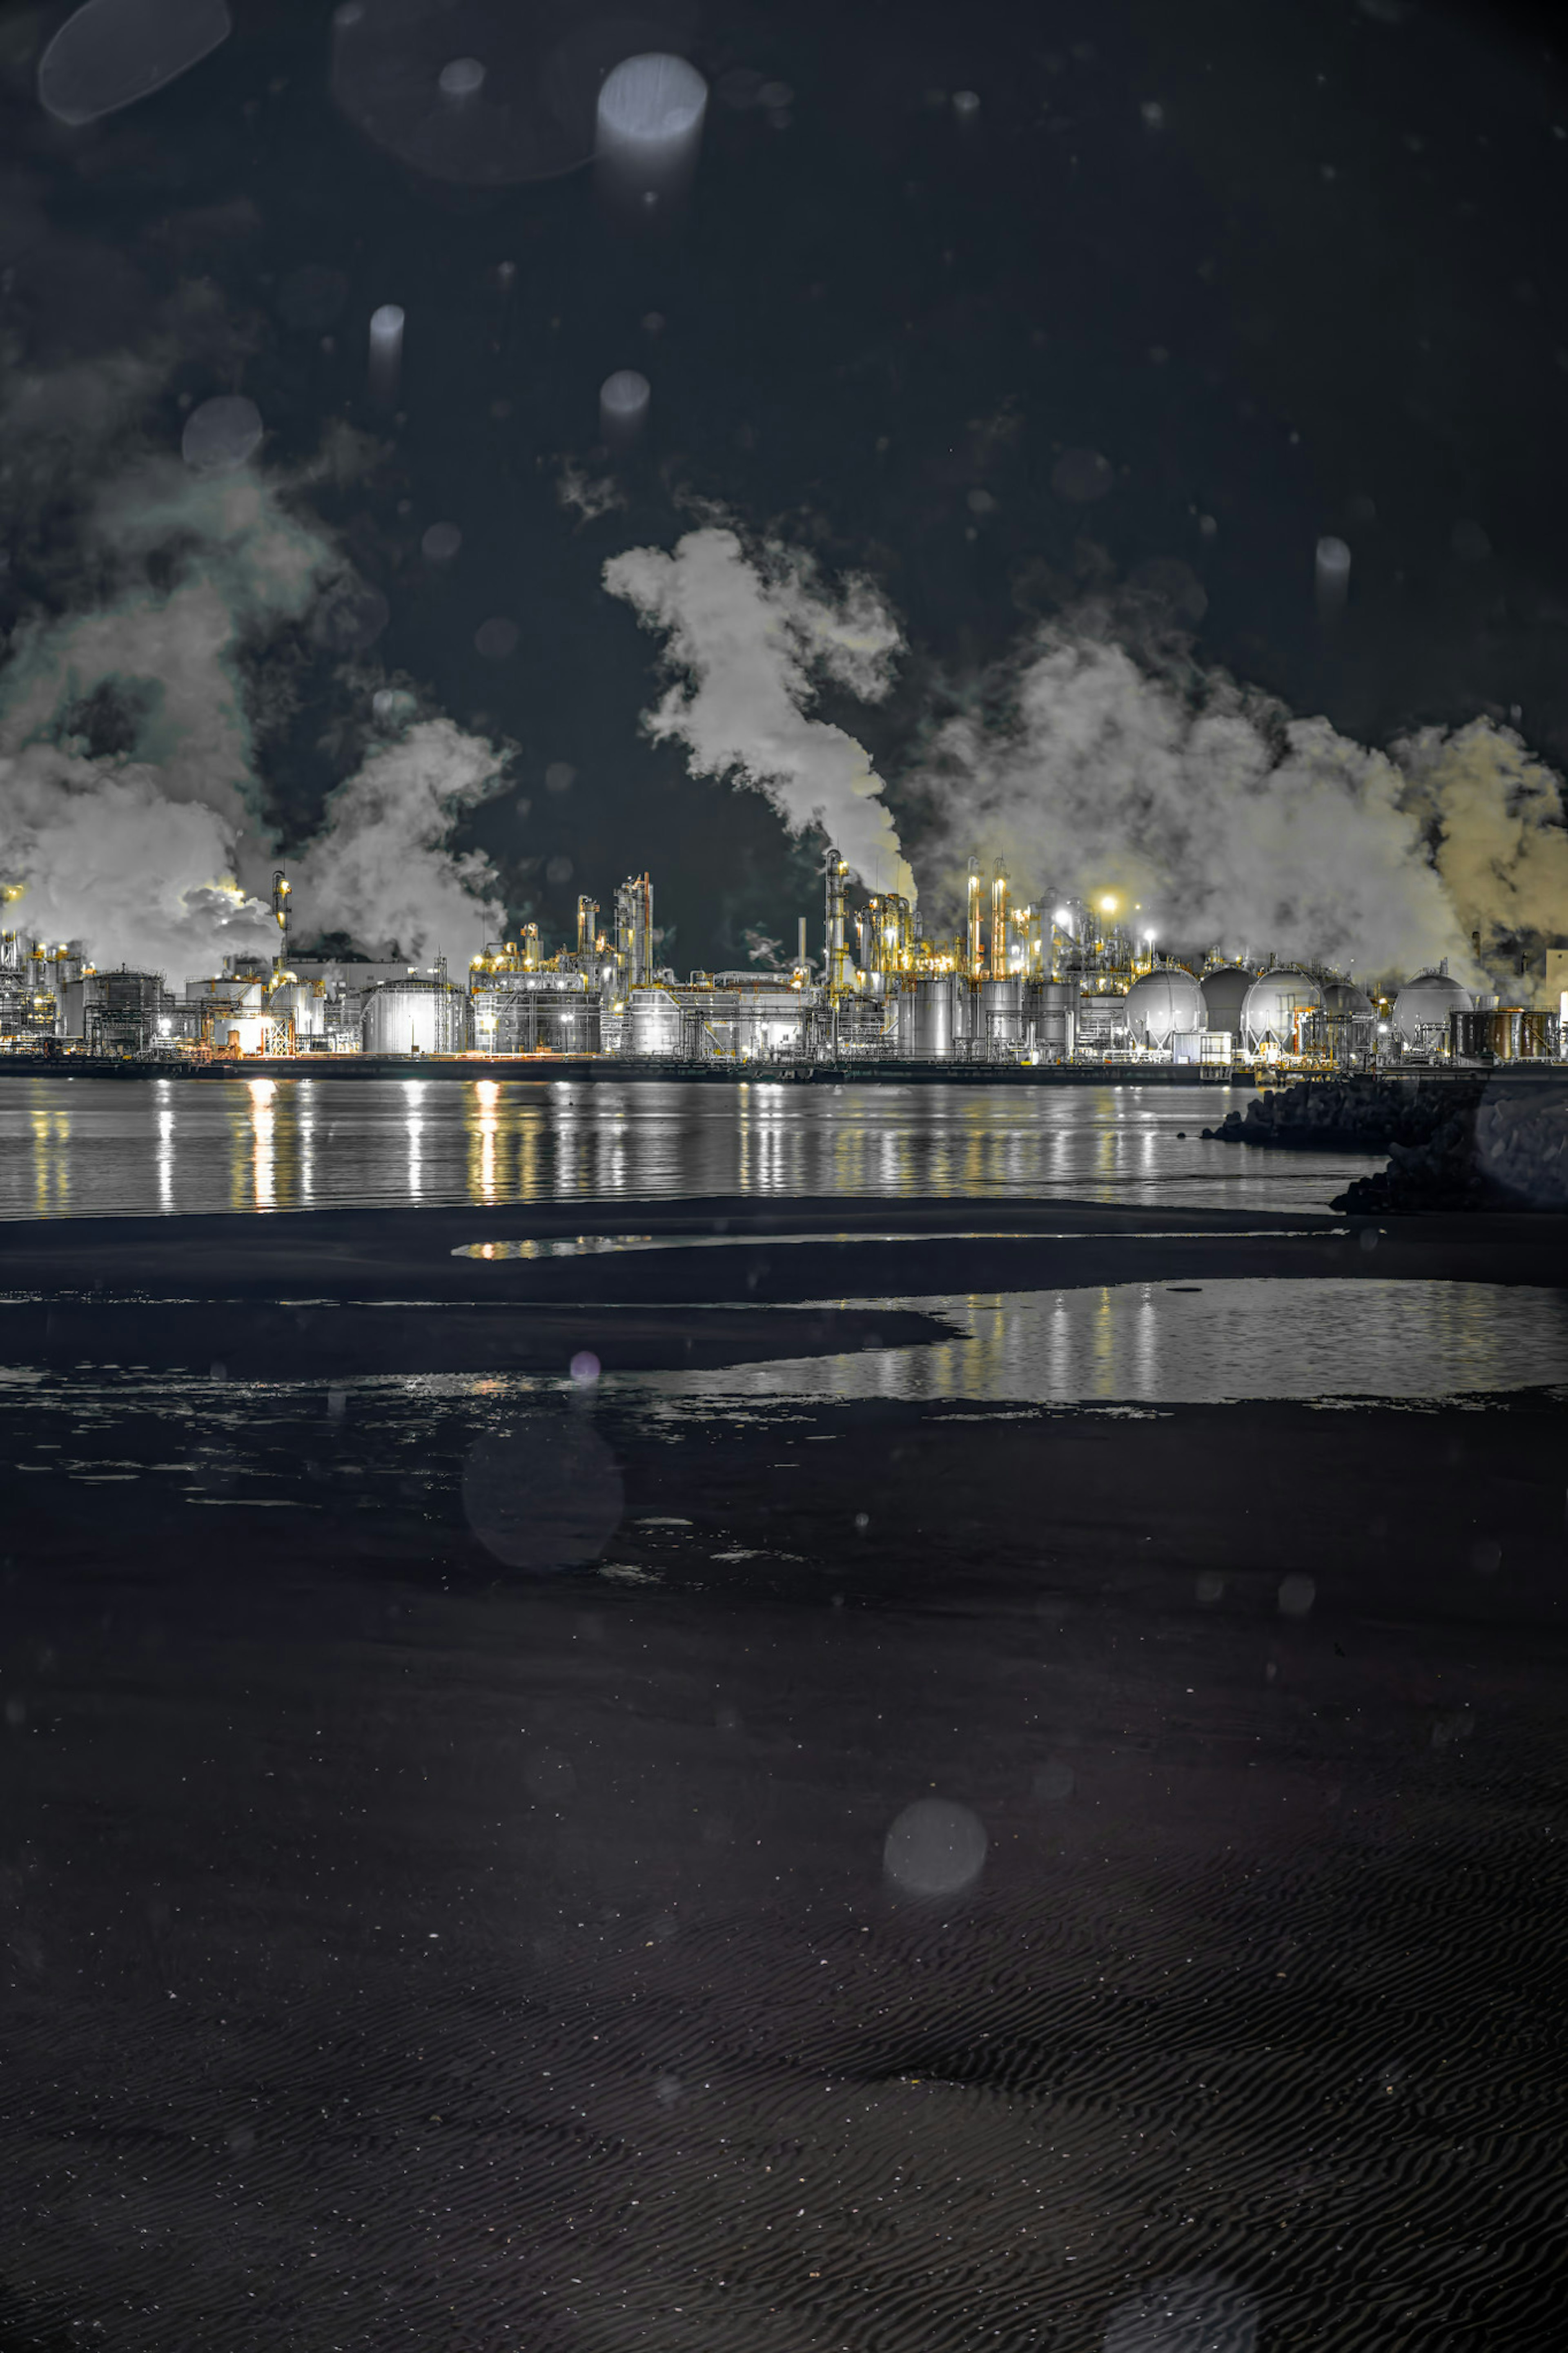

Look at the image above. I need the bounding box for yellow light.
[1100,894,1118,915]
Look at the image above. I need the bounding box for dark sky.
[3,0,1566,969]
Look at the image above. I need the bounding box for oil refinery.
[2,854,1563,1073]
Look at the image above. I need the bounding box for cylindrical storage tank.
[629,986,682,1057]
[980,976,1023,1051]
[1392,968,1473,1047]
[1124,965,1206,1048]
[897,976,956,1059]
[1025,979,1078,1061]
[1200,965,1255,1037]
[361,979,471,1055]
[1519,1010,1558,1059]
[1240,966,1323,1054]
[1452,1006,1525,1061]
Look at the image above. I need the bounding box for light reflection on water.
[0,1077,1380,1220]
[610,1281,1568,1408]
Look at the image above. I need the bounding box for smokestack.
[797,915,808,974]
[271,868,291,975]
[825,850,849,995]
[990,858,1009,979]
[966,856,982,979]
[577,894,599,957]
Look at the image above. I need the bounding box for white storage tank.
[1124,965,1206,1048]
[361,978,472,1056]
[1240,966,1323,1053]
[628,986,683,1057]
[1392,967,1473,1046]
[1199,964,1255,1036]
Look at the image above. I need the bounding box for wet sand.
[2,1197,1566,2350]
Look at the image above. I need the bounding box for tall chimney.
[271,870,291,976]
[990,858,1009,979]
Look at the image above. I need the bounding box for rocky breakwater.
[1203,1073,1568,1211]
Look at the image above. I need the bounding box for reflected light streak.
[156,1082,174,1213]
[30,1098,70,1216]
[248,1078,276,1210]
[405,1080,426,1200]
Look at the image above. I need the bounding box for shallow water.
[0,1074,1381,1220]
[610,1279,1568,1410]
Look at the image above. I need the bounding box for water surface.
[0,1075,1379,1220]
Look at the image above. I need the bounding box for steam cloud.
[606,523,1564,993]
[911,625,1568,993]
[0,405,508,979]
[293,720,508,964]
[603,525,917,901]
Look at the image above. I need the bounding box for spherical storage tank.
[1199,964,1254,1037]
[1392,968,1473,1045]
[1240,966,1323,1053]
[1125,965,1206,1048]
[1321,979,1374,1019]
[361,978,471,1055]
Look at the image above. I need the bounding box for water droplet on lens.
[883,1797,987,1896]
[1277,1572,1316,1617]
[462,1416,624,1572]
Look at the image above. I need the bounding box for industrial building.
[2,853,1561,1070]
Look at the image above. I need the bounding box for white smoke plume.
[1393,720,1568,999]
[0,418,510,981]
[292,719,508,965]
[909,624,1568,984]
[0,740,275,975]
[603,524,917,901]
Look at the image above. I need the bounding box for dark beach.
[4,1178,1567,2350]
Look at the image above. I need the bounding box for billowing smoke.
[603,524,917,900]
[0,419,510,980]
[0,740,275,975]
[292,720,508,964]
[910,624,1567,986]
[1393,720,1568,999]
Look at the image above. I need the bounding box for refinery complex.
[2,853,1564,1073]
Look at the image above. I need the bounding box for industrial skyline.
[4,844,1561,1071]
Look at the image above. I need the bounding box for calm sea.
[0,1074,1380,1220]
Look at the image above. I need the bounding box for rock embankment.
[1202,1074,1568,1211]
[1200,1075,1478,1158]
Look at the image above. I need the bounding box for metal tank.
[628,986,683,1057]
[1307,977,1376,1066]
[1450,1005,1557,1061]
[980,976,1023,1053]
[1123,965,1206,1049]
[361,978,472,1055]
[1239,966,1323,1055]
[1392,968,1473,1048]
[1025,979,1077,1061]
[1199,964,1255,1040]
[896,976,957,1059]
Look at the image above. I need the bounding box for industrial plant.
[2,854,1563,1073]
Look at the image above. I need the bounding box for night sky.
[2,0,1566,972]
